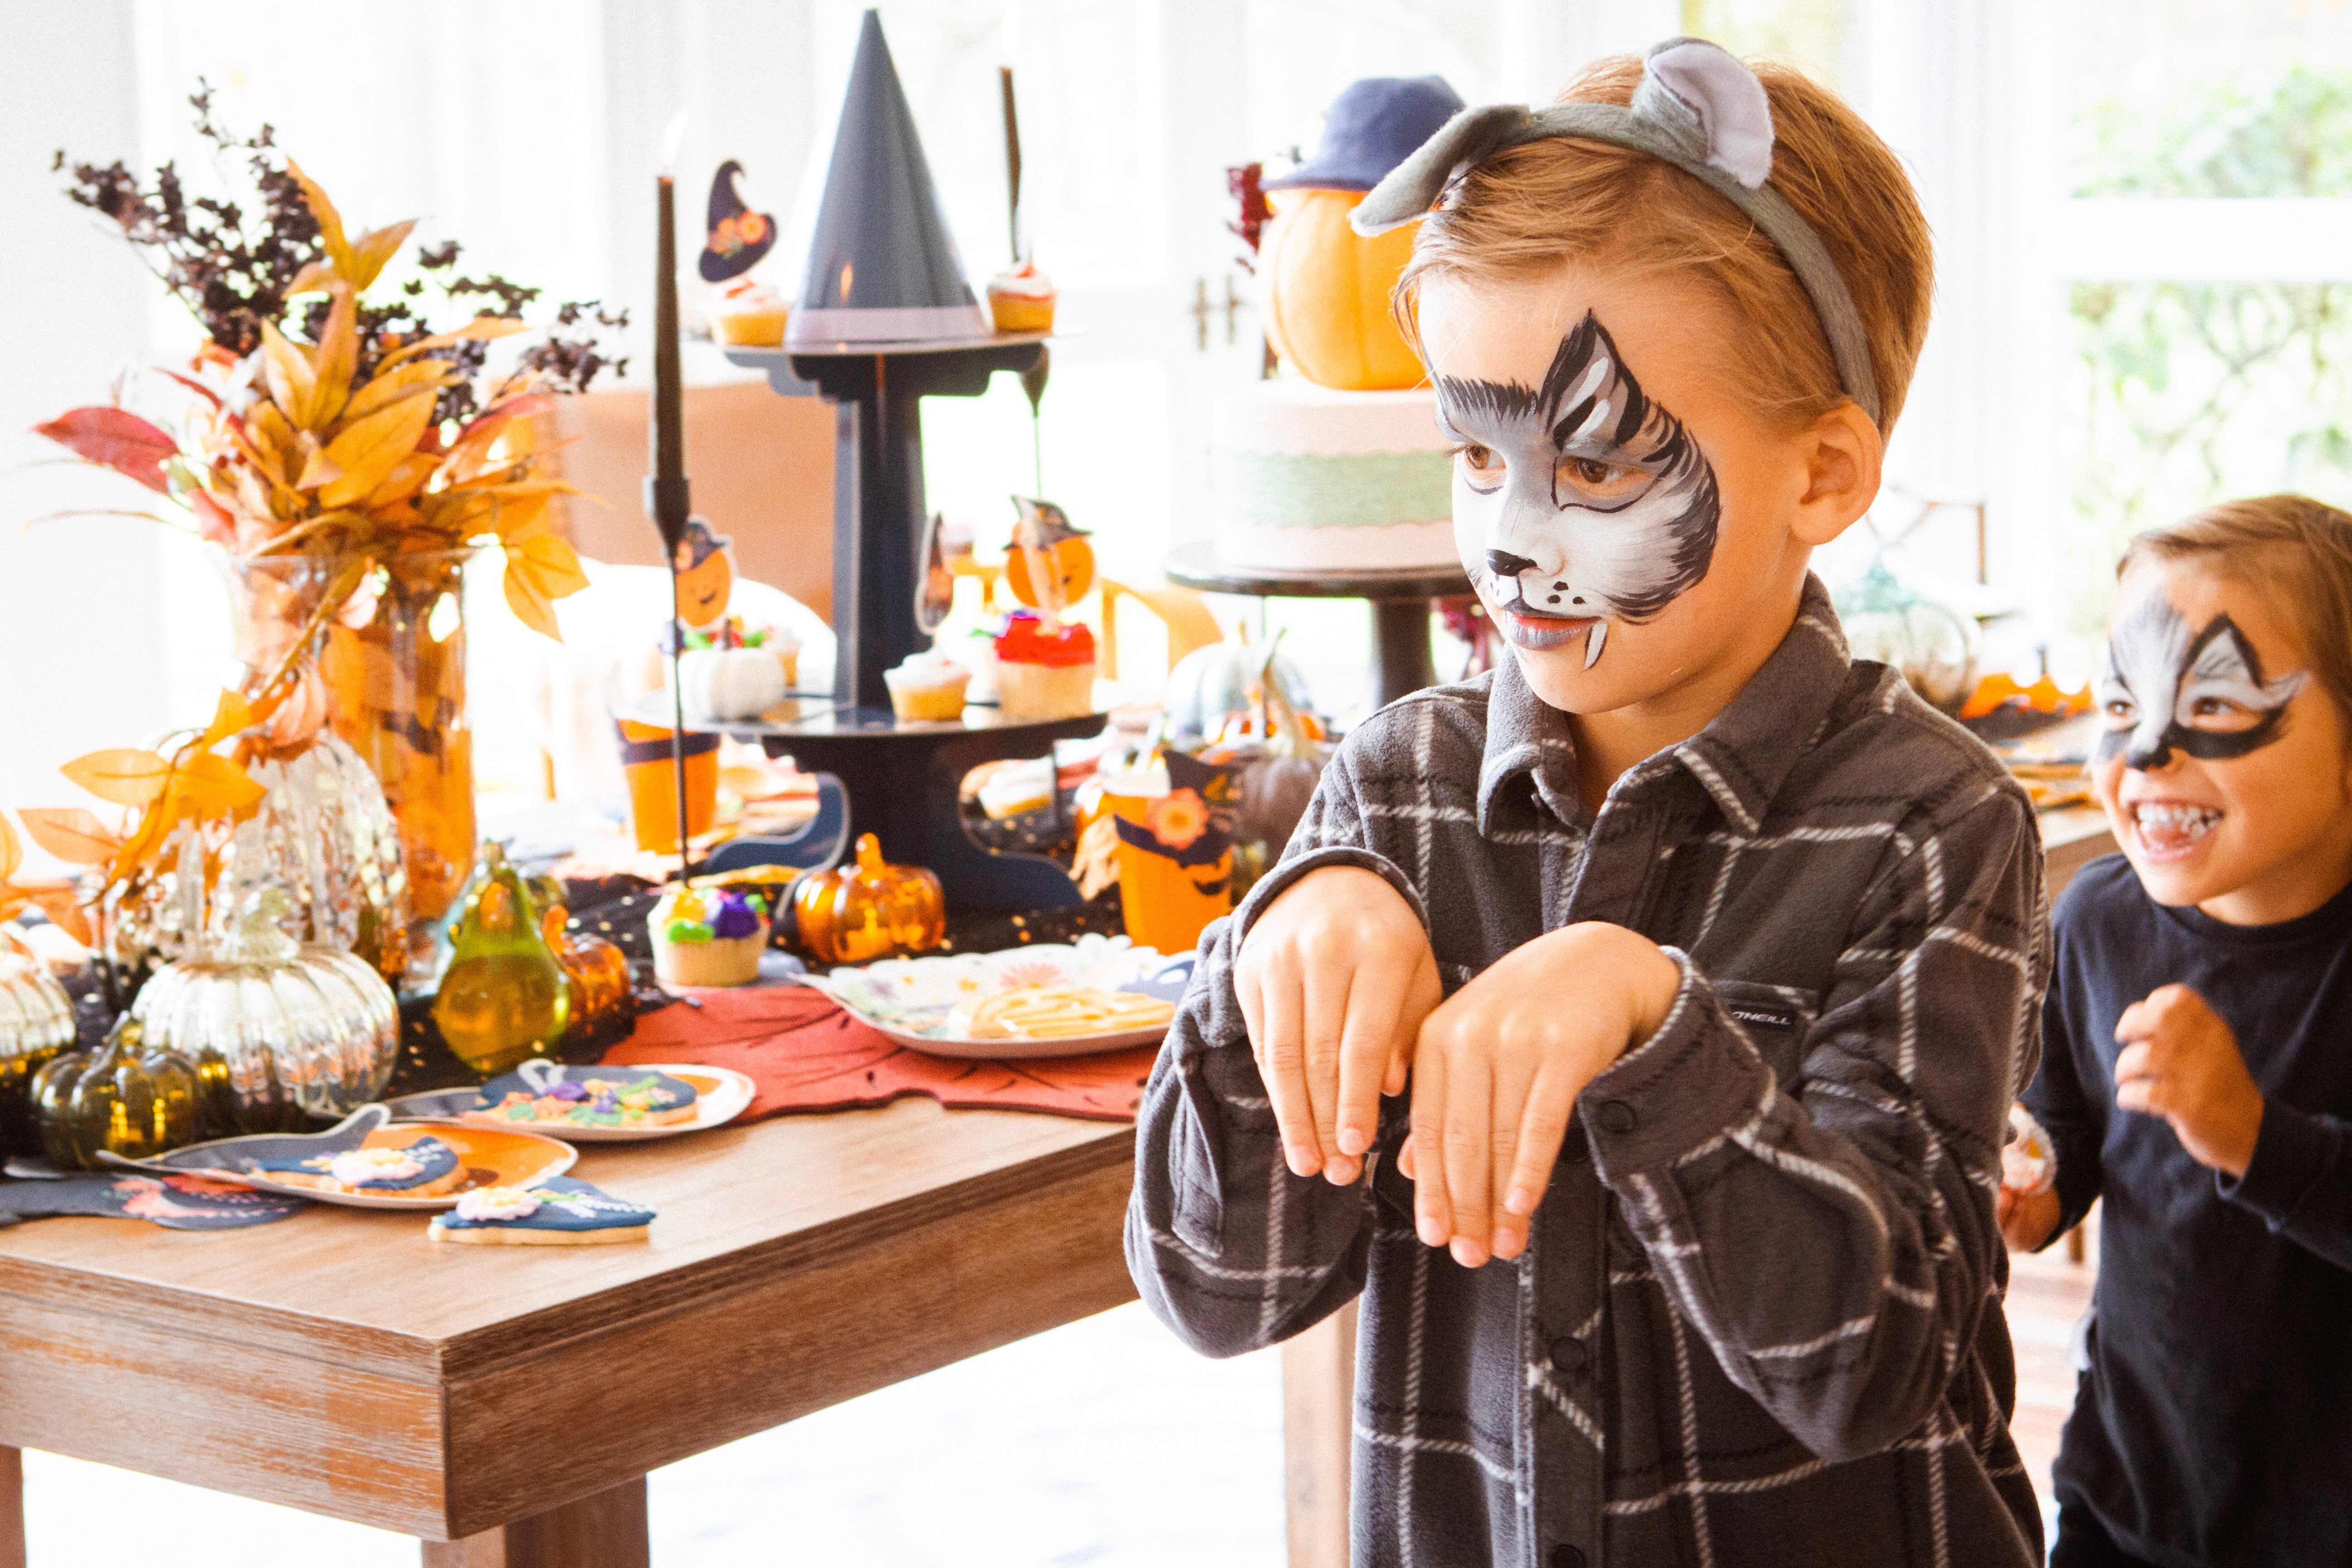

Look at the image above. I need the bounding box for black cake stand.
[1161,540,1470,709]
[722,333,1100,909]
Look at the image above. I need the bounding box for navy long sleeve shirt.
[2025,854,2352,1568]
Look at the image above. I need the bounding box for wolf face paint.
[1437,311,1720,670]
[2095,593,2309,770]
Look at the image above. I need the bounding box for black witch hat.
[700,160,777,282]
[788,8,990,346]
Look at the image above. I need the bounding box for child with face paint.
[2003,496,2352,1568]
[1130,39,2052,1568]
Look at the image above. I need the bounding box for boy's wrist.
[1548,922,1682,1057]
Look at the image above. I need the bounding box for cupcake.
[650,885,771,986]
[986,261,1056,333]
[994,611,1097,721]
[883,650,972,721]
[707,279,789,347]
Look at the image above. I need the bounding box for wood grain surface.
[0,1098,1135,1541]
[423,1478,650,1568]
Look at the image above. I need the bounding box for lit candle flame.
[660,110,689,173]
[1001,0,1022,64]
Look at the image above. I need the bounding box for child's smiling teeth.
[2133,801,2221,853]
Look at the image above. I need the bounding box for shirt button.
[1548,1335,1586,1372]
[1549,1546,1588,1568]
[1597,1100,1637,1134]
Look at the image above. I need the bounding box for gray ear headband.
[1352,36,1882,428]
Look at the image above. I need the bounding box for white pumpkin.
[1164,639,1307,741]
[673,646,788,720]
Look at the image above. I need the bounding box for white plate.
[385,1064,756,1142]
[807,941,1191,1060]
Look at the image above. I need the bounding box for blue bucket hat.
[1264,76,1466,192]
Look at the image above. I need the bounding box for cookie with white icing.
[427,1176,654,1246]
[257,1137,465,1197]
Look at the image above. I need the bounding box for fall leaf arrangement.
[20,86,629,926]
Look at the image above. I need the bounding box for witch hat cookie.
[788,9,991,346]
[700,159,777,282]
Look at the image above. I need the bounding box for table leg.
[0,1446,23,1568]
[1281,1301,1357,1568]
[421,1476,648,1568]
[1367,600,1438,709]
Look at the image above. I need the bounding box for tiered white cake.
[1210,379,1456,573]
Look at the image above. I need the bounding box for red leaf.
[32,407,176,494]
[603,987,1153,1124]
[152,368,224,411]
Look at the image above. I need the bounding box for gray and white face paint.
[2095,592,2309,770]
[1437,311,1720,670]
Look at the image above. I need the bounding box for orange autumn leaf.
[258,320,322,431]
[344,219,418,293]
[0,810,20,882]
[339,358,455,426]
[284,259,337,297]
[283,158,353,281]
[176,751,267,819]
[198,689,256,747]
[61,748,171,808]
[110,778,179,881]
[500,529,589,642]
[318,391,436,509]
[17,807,122,865]
[311,285,361,425]
[28,884,92,946]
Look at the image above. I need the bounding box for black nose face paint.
[2094,594,2309,771]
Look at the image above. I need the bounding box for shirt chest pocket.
[1712,979,1821,1081]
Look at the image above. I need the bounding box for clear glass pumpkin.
[130,891,401,1133]
[0,929,77,1156]
[1836,563,1982,715]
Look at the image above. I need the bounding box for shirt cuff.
[2218,1097,2341,1229]
[1229,844,1427,950]
[1581,948,1773,1181]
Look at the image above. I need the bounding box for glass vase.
[224,549,478,933]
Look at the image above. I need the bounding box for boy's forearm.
[2216,1099,2352,1270]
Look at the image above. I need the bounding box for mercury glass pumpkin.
[34,1016,200,1170]
[130,891,402,1133]
[791,834,946,965]
[1836,563,1982,716]
[108,734,409,987]
[0,929,76,1156]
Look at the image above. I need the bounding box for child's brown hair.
[1395,55,1933,437]
[2123,494,2352,726]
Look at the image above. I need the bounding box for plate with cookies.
[385,1061,756,1142]
[105,1105,577,1210]
[808,938,1192,1059]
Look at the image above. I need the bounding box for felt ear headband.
[1352,36,1882,427]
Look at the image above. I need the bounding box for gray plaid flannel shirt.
[1126,579,2049,1568]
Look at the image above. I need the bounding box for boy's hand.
[1234,865,1442,1186]
[1996,1184,2062,1252]
[1397,923,1680,1267]
[2113,984,2264,1178]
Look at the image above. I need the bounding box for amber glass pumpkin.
[529,876,635,1045]
[35,1016,201,1171]
[792,834,946,965]
[1255,189,1422,391]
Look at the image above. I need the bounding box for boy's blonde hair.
[2122,495,2352,726]
[1395,55,1932,437]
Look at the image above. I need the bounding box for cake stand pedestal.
[1162,541,1471,709]
[715,335,1095,910]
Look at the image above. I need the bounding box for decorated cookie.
[256,1136,464,1197]
[468,1066,701,1131]
[427,1176,654,1246]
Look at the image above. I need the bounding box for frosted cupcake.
[883,650,971,722]
[986,261,1055,333]
[650,885,771,986]
[707,279,790,346]
[993,612,1097,721]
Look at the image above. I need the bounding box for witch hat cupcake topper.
[700,160,777,282]
[787,9,991,346]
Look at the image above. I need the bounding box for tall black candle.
[652,174,685,495]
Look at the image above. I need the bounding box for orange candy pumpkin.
[1255,189,1422,391]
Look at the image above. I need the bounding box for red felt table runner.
[598,985,1157,1124]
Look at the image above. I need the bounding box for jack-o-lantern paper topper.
[701,160,776,283]
[1005,497,1096,613]
[671,516,736,632]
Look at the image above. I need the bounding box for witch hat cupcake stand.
[686,10,1096,910]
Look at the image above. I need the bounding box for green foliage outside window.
[2068,67,2352,629]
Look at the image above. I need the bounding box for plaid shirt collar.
[1476,574,1853,838]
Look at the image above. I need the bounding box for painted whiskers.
[1438,311,1720,669]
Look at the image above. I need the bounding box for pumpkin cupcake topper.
[1005,496,1093,621]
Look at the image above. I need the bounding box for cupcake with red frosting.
[993,611,1097,721]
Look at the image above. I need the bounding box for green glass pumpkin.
[33,1016,201,1171]
[433,843,569,1076]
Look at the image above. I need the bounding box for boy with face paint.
[1130,40,2052,1568]
[2003,497,2352,1568]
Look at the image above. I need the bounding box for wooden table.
[0,807,2120,1568]
[0,1097,1137,1565]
